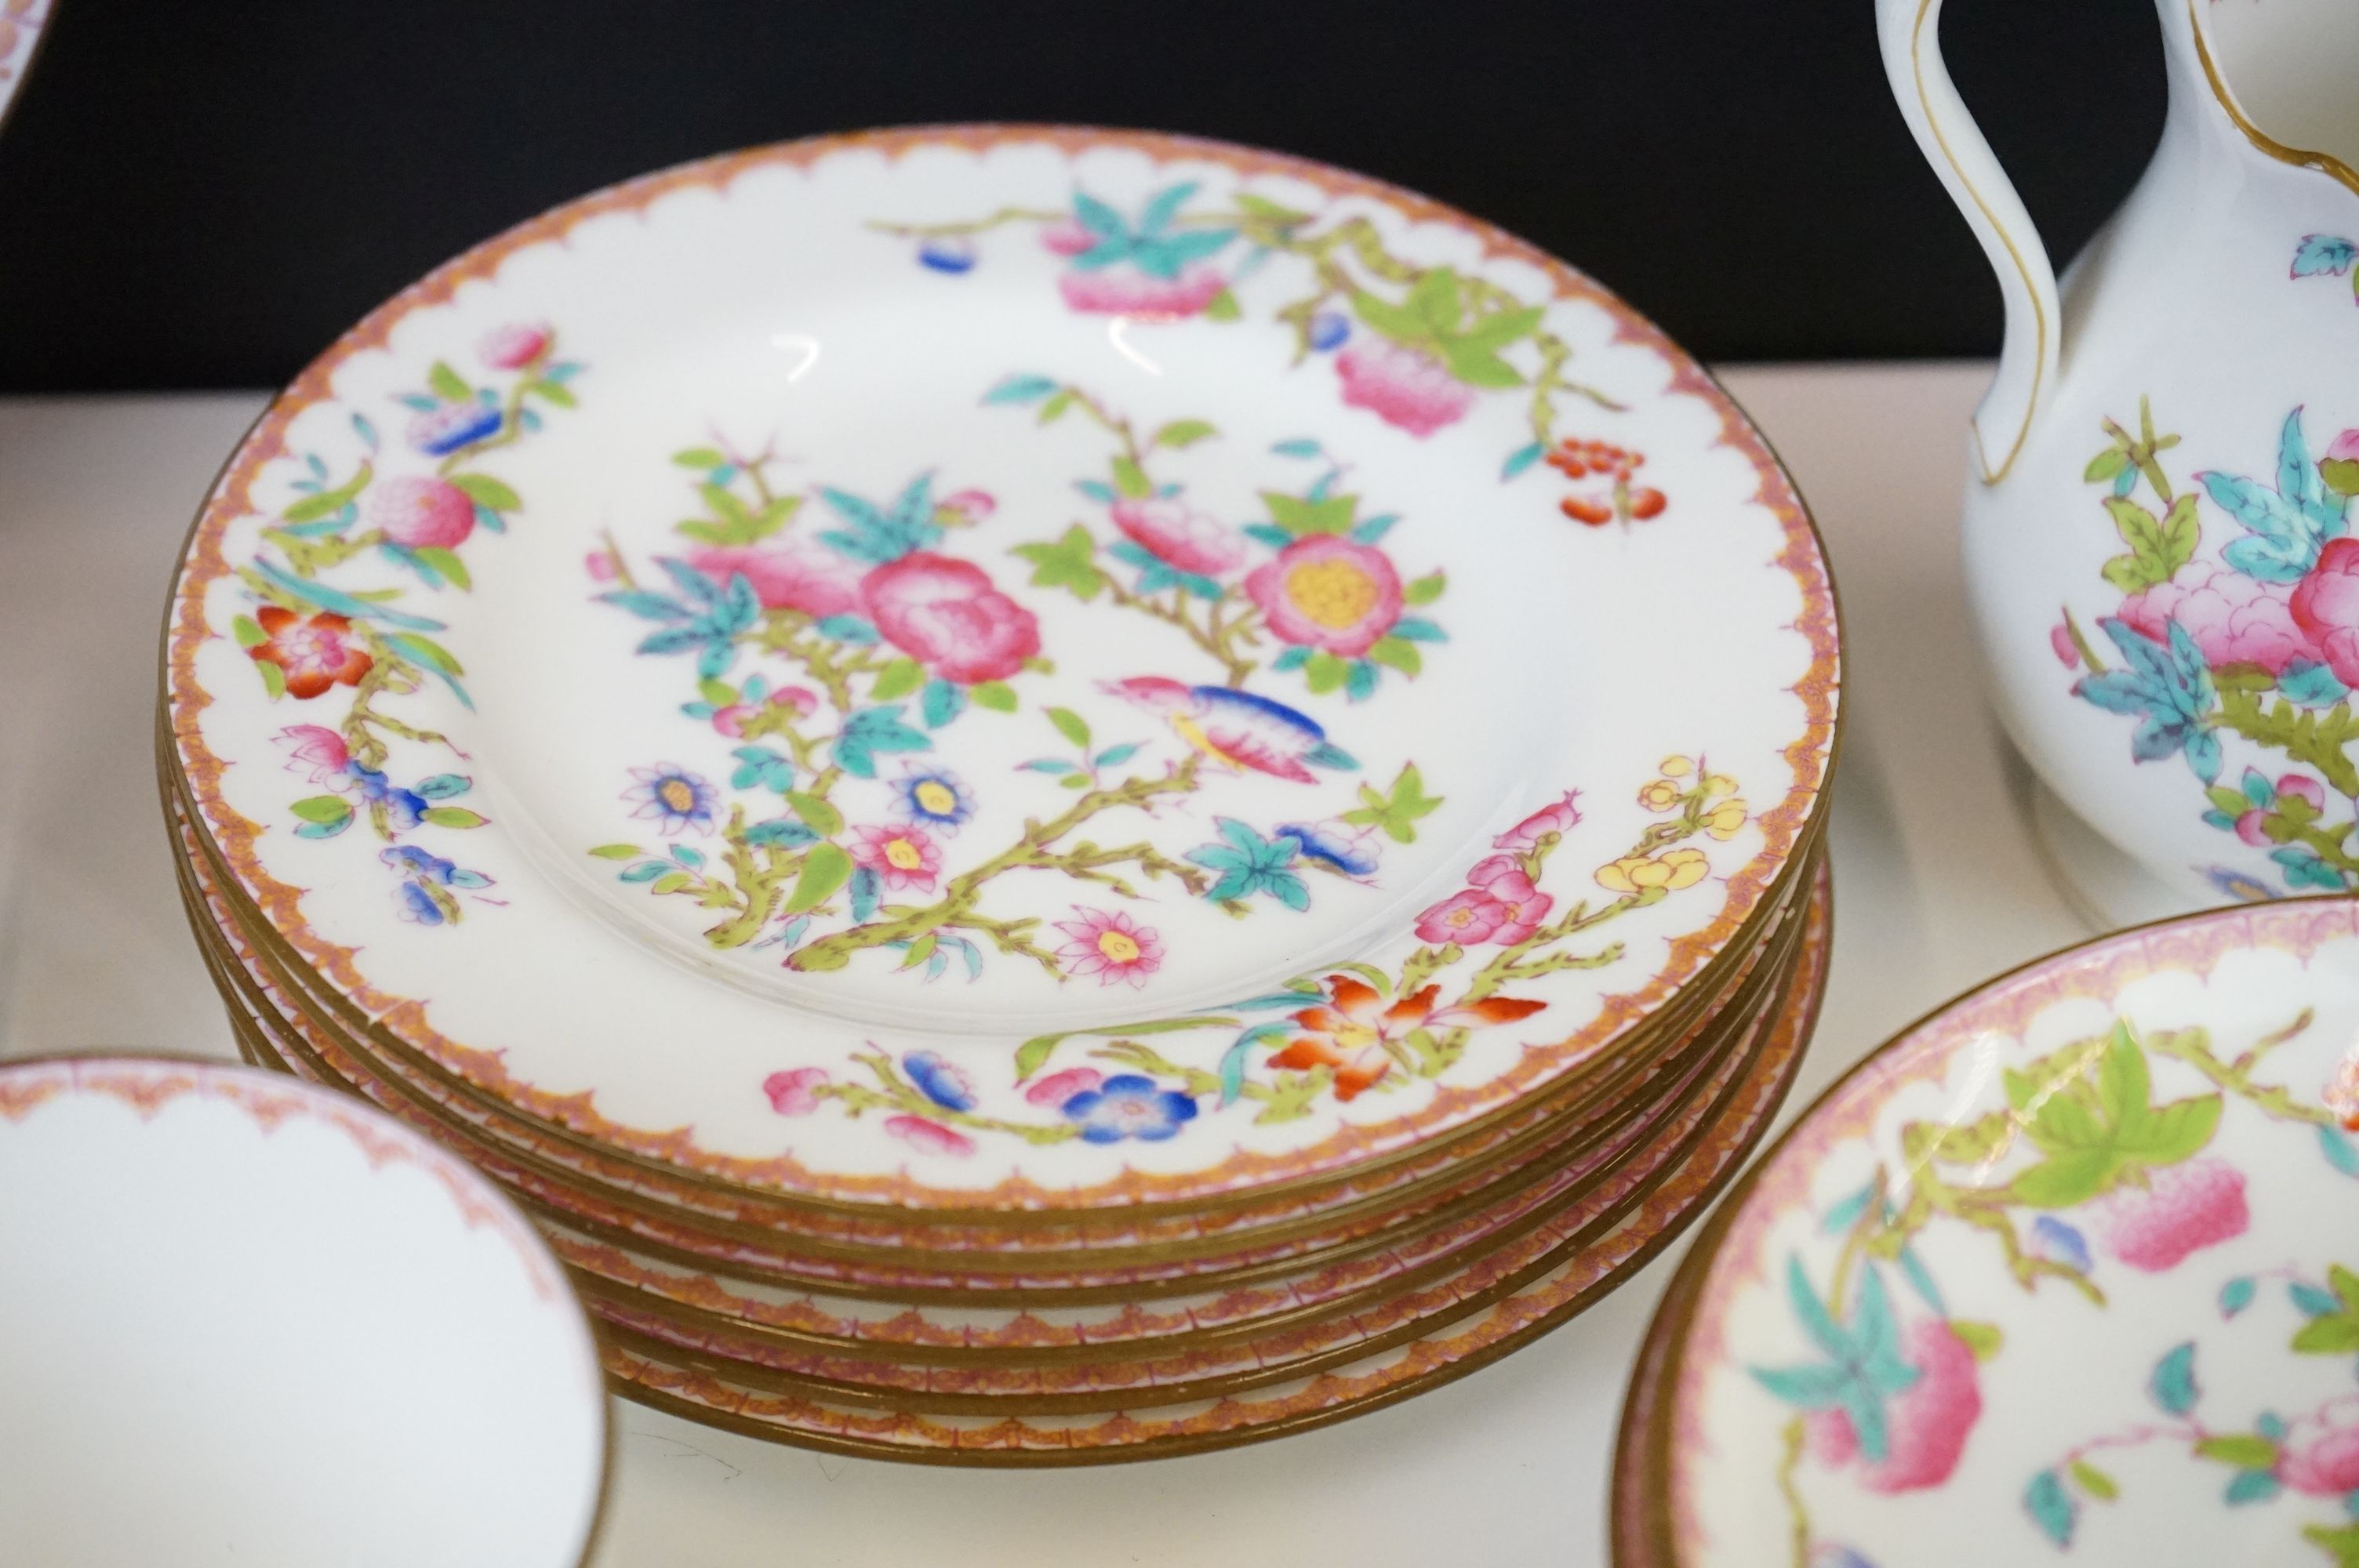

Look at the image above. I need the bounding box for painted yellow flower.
[1704,799,1748,840]
[1637,778,1684,812]
[1659,754,1694,779]
[1596,847,1710,894]
[1701,771,1739,798]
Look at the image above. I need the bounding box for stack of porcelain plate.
[159,125,1841,1464]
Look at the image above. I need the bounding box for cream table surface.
[0,362,2094,1566]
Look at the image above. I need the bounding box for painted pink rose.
[761,1067,827,1116]
[367,475,476,550]
[2121,561,2315,677]
[859,550,1041,684]
[1805,1319,1983,1494]
[477,322,551,370]
[1057,265,1227,320]
[1494,791,1583,852]
[2281,1416,2359,1496]
[2051,621,2079,668]
[2095,1157,2248,1272]
[1040,217,1096,257]
[1415,888,1509,946]
[2293,536,2359,686]
[1024,1067,1104,1108]
[1244,535,1405,657]
[849,825,942,893]
[685,542,863,620]
[2281,774,2328,811]
[2331,429,2359,464]
[274,724,351,786]
[1333,340,1474,437]
[1467,855,1553,943]
[1110,497,1245,577]
[885,1114,975,1158]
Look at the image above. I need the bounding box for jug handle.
[1877,0,2063,485]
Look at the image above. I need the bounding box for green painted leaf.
[1950,1319,2004,1361]
[1368,637,1422,677]
[413,547,471,590]
[970,681,1019,713]
[2099,493,2199,593]
[525,379,576,408]
[386,632,464,677]
[2324,457,2359,498]
[871,658,926,701]
[420,806,487,829]
[2068,1459,2118,1500]
[1011,524,1106,601]
[2292,1315,2359,1354]
[900,933,938,969]
[1152,419,1217,450]
[289,796,352,826]
[1038,389,1074,424]
[2194,1434,2280,1468]
[1303,650,1350,694]
[1203,288,1241,321]
[1402,571,1447,606]
[2011,1147,2118,1208]
[783,843,853,915]
[1014,1034,1063,1083]
[231,615,270,649]
[450,473,520,513]
[2085,446,2130,482]
[697,677,737,707]
[427,361,474,403]
[282,461,373,524]
[1349,288,1427,343]
[1046,706,1092,750]
[2123,1092,2222,1163]
[256,659,287,700]
[784,792,842,837]
[589,844,642,859]
[1439,338,1524,390]
[673,447,729,469]
[1111,456,1154,499]
[1263,491,1358,536]
[649,871,691,895]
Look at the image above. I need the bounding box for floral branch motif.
[232,321,580,924]
[587,434,1407,985]
[876,180,1673,520]
[754,757,1745,1155]
[1745,1006,2359,1566]
[990,378,1449,704]
[2056,379,2359,898]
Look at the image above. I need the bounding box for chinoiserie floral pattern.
[1735,1005,2359,1568]
[228,324,584,924]
[755,757,1747,1152]
[581,384,1469,985]
[877,183,1673,527]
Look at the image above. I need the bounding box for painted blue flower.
[1277,820,1379,878]
[1060,1074,1198,1144]
[892,767,976,835]
[2202,866,2279,902]
[1187,819,1309,909]
[903,1050,976,1113]
[624,764,720,837]
[2072,617,2221,780]
[407,399,502,457]
[347,765,428,829]
[380,844,493,891]
[1307,310,1350,352]
[393,880,447,925]
[2029,1215,2092,1274]
[917,237,976,274]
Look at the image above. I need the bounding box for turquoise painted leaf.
[1502,441,1545,481]
[2292,1280,2342,1317]
[1897,1245,1949,1317]
[251,560,445,631]
[2277,407,2346,533]
[2025,1469,2077,1547]
[2293,234,2359,278]
[2283,659,2352,708]
[2226,1468,2282,1505]
[1819,1181,1874,1235]
[2220,1276,2258,1318]
[983,374,1058,405]
[1136,181,1198,236]
[2150,1341,2199,1414]
[1270,439,1323,459]
[2322,1123,2359,1178]
[921,677,965,730]
[849,865,882,922]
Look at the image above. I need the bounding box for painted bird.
[1100,677,1359,784]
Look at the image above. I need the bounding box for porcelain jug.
[1881,0,2359,915]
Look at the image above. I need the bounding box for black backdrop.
[0,0,2166,391]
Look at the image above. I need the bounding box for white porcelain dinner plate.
[167,125,1837,1209]
[0,1056,606,1567]
[1624,898,2359,1568]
